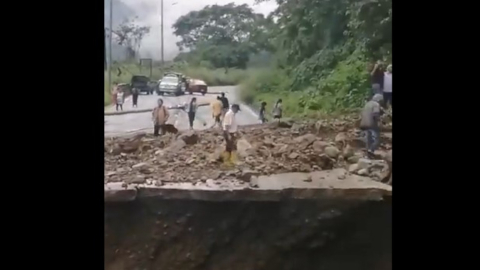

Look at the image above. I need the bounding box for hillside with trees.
[172,0,392,116]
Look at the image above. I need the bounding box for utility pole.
[107,0,113,92]
[161,0,164,65]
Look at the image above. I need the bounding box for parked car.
[156,75,186,96]
[130,75,154,95]
[187,79,208,95]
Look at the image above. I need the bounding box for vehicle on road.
[131,75,154,95]
[156,75,186,96]
[187,79,208,95]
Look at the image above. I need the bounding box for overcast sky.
[116,0,277,60]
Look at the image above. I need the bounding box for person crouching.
[222,104,240,165]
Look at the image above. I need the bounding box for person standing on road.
[211,96,223,128]
[383,64,392,108]
[272,99,283,121]
[370,60,385,97]
[186,97,198,130]
[111,82,118,106]
[259,101,268,123]
[152,98,170,136]
[220,92,230,117]
[360,94,384,158]
[223,104,241,165]
[115,88,124,111]
[132,87,139,108]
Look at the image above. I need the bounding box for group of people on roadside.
[360,60,393,158]
[258,99,283,123]
[110,83,140,112]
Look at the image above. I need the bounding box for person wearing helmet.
[360,94,384,157]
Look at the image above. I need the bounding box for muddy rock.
[347,155,362,164]
[239,169,260,182]
[178,131,199,145]
[342,145,355,158]
[348,164,359,173]
[237,139,254,157]
[277,118,294,128]
[357,158,372,170]
[104,116,392,185]
[324,146,340,159]
[168,139,186,152]
[357,168,369,176]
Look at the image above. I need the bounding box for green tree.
[172,3,268,69]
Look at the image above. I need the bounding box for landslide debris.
[104,116,392,186]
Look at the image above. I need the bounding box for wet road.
[104,86,259,137]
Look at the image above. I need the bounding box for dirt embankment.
[105,198,391,270]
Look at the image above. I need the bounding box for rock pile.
[105,118,392,186]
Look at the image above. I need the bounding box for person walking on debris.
[370,60,384,97]
[220,92,230,117]
[272,99,283,121]
[360,94,383,158]
[211,96,223,128]
[115,87,124,111]
[132,87,139,108]
[223,104,241,165]
[186,97,198,130]
[383,64,392,108]
[259,101,268,123]
[152,98,170,136]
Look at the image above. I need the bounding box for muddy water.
[105,198,391,270]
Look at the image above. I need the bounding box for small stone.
[312,141,329,153]
[357,158,372,170]
[106,171,116,177]
[288,152,299,159]
[239,169,260,182]
[357,168,369,176]
[347,155,361,164]
[154,180,163,186]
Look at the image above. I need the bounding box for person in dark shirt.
[370,60,385,97]
[259,101,267,123]
[220,92,230,117]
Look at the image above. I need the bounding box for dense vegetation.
[171,0,392,116]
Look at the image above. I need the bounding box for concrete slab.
[104,169,391,203]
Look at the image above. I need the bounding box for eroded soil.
[105,198,392,270]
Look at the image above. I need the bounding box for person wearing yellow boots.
[222,104,240,165]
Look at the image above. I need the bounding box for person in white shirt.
[222,104,240,165]
[383,64,392,108]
